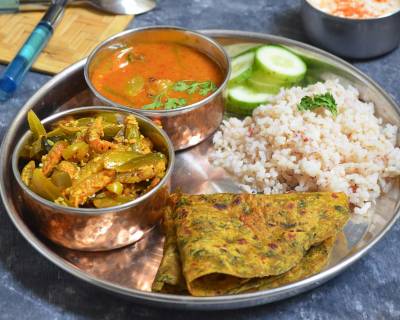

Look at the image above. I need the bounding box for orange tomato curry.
[91,42,223,110]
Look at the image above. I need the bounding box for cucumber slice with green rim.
[254,45,307,83]
[247,77,281,94]
[247,70,289,93]
[227,85,274,115]
[224,43,262,58]
[229,51,255,85]
[249,69,296,86]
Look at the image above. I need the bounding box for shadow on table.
[268,5,308,43]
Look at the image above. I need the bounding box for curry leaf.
[297,92,337,116]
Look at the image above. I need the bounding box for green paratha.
[152,192,349,296]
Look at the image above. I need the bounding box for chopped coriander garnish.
[142,94,164,110]
[142,95,187,110]
[198,81,217,95]
[173,80,217,96]
[142,79,216,110]
[297,92,337,116]
[173,81,191,92]
[165,98,187,110]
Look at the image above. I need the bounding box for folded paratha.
[152,192,349,296]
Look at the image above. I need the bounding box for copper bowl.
[84,26,231,151]
[12,106,175,251]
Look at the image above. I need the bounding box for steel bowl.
[301,0,400,59]
[84,26,231,151]
[12,106,175,251]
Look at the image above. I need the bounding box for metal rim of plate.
[1,29,400,310]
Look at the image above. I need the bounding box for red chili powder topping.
[331,0,391,18]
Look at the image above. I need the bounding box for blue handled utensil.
[0,0,67,101]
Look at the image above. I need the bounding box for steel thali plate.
[1,30,400,310]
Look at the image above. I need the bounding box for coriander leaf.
[198,81,217,96]
[297,92,337,116]
[172,80,217,96]
[165,98,187,110]
[142,94,163,110]
[187,83,198,95]
[173,81,190,92]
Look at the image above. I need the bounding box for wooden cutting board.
[0,7,133,74]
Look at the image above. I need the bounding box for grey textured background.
[0,0,399,319]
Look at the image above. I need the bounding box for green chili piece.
[103,123,123,138]
[21,160,36,186]
[47,127,67,139]
[30,169,61,201]
[75,117,93,127]
[115,152,166,173]
[93,197,120,208]
[62,141,89,161]
[93,194,136,208]
[103,150,142,169]
[27,110,46,139]
[51,170,72,189]
[106,181,124,195]
[58,123,82,134]
[124,116,141,142]
[29,138,44,159]
[98,112,118,124]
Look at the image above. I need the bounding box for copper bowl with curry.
[12,106,175,251]
[84,26,231,151]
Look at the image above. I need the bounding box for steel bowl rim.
[303,0,400,22]
[84,25,231,117]
[1,29,400,308]
[11,105,175,216]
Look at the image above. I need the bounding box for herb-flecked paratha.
[152,192,349,296]
[225,236,336,294]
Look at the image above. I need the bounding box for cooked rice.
[210,80,400,214]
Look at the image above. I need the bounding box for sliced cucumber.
[229,51,255,85]
[247,70,288,93]
[227,85,274,115]
[247,77,281,94]
[254,45,306,83]
[249,69,294,85]
[224,43,261,58]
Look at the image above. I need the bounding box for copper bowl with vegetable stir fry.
[85,26,231,150]
[12,106,174,251]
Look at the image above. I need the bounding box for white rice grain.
[210,80,400,214]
